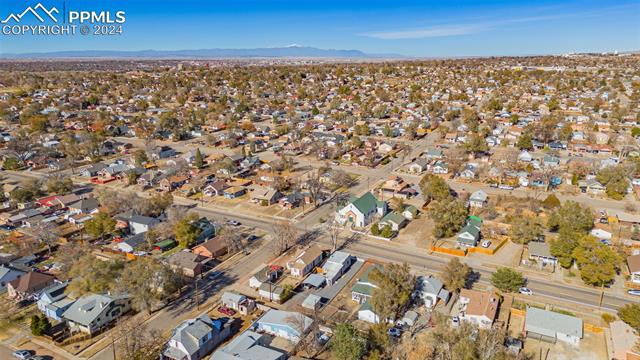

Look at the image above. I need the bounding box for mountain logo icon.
[2,3,59,24]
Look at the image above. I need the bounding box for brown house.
[159,175,189,192]
[7,271,56,301]
[192,238,228,259]
[167,251,209,278]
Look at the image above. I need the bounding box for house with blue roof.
[253,309,311,342]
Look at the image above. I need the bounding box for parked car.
[218,305,236,316]
[227,220,241,226]
[498,185,514,190]
[208,271,222,280]
[628,290,640,296]
[451,316,460,327]
[12,350,32,360]
[316,332,330,345]
[481,240,491,248]
[388,327,402,337]
[518,287,533,295]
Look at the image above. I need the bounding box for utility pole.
[598,283,604,308]
[111,322,117,360]
[194,275,199,310]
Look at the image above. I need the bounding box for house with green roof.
[358,301,381,324]
[351,265,382,304]
[336,192,387,228]
[379,211,407,232]
[457,216,482,247]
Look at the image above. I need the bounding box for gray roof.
[62,293,129,326]
[469,190,488,202]
[221,291,246,305]
[167,251,207,270]
[417,275,443,295]
[210,330,284,360]
[70,198,100,213]
[302,294,324,310]
[39,281,69,303]
[257,309,312,336]
[302,274,326,288]
[0,265,25,281]
[129,215,159,226]
[525,307,583,339]
[326,251,351,265]
[528,242,555,259]
[167,315,224,358]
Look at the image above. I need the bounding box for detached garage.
[524,307,583,345]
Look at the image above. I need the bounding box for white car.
[451,316,460,327]
[518,287,533,295]
[628,290,640,296]
[481,240,491,248]
[12,350,32,360]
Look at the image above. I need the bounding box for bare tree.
[332,169,356,189]
[3,135,36,164]
[218,226,244,254]
[29,221,59,256]
[117,322,165,360]
[286,312,315,357]
[306,169,326,207]
[327,218,342,252]
[271,220,298,255]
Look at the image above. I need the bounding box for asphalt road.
[313,234,632,312]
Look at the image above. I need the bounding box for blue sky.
[1,0,639,56]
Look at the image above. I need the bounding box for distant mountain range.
[1,45,406,59]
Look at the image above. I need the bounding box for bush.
[30,314,51,336]
[281,284,294,303]
[371,223,380,236]
[601,313,616,324]
[380,225,393,238]
[542,194,561,209]
[3,157,22,170]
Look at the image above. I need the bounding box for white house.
[627,255,640,284]
[286,245,325,278]
[518,151,533,162]
[357,301,381,324]
[458,289,499,329]
[414,275,450,308]
[322,251,355,285]
[336,192,386,228]
[162,315,231,360]
[468,190,488,208]
[62,294,131,335]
